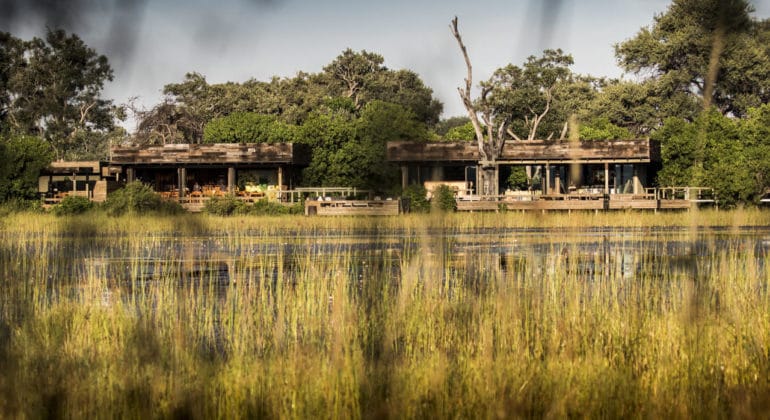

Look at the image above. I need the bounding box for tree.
[578,117,632,141]
[450,18,580,194]
[484,49,575,141]
[444,121,476,141]
[450,17,506,196]
[136,52,443,144]
[434,116,471,137]
[616,0,768,117]
[2,29,119,158]
[203,113,298,144]
[299,101,430,192]
[322,49,385,110]
[654,108,766,207]
[0,134,53,202]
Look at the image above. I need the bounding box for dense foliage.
[102,182,183,216]
[52,195,94,216]
[0,30,123,160]
[401,184,430,213]
[204,195,303,216]
[655,105,770,206]
[431,184,458,212]
[0,134,53,202]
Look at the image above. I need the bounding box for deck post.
[545,163,551,194]
[554,168,561,195]
[632,167,640,195]
[604,163,609,194]
[476,164,481,197]
[227,167,236,193]
[178,167,186,198]
[401,165,408,190]
[126,167,135,183]
[278,166,284,192]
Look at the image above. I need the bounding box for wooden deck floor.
[457,194,699,212]
[305,200,400,216]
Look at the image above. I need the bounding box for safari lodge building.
[387,139,710,211]
[39,139,711,212]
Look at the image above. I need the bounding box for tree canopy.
[0,29,121,159]
[615,0,770,118]
[133,49,443,146]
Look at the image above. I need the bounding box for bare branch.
[451,16,487,161]
[507,128,523,141]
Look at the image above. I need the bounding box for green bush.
[103,182,183,216]
[249,198,295,215]
[204,194,245,216]
[52,195,93,216]
[401,184,430,213]
[0,134,54,202]
[507,166,529,190]
[431,184,457,212]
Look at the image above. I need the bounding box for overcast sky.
[2,0,770,131]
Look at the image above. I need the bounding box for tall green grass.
[0,210,769,417]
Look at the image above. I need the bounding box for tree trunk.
[480,164,498,197]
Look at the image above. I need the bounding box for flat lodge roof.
[44,161,103,174]
[387,139,658,165]
[109,143,311,166]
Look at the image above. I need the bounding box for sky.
[2,0,770,132]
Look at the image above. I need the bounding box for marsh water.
[17,225,770,302]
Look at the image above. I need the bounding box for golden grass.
[1,210,769,417]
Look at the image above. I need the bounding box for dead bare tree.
[450,16,507,196]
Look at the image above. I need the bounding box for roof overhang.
[387,139,657,165]
[110,143,311,166]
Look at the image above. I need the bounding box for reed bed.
[1,210,769,418]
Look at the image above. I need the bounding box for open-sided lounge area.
[387,139,715,211]
[108,143,311,211]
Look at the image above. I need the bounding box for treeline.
[2,0,770,206]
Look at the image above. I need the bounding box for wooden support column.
[227,167,236,193]
[632,166,640,195]
[476,165,481,197]
[545,163,551,194]
[178,167,186,198]
[554,167,561,195]
[126,167,135,183]
[278,166,284,191]
[401,165,408,190]
[604,163,610,194]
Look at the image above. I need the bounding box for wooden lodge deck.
[455,188,713,212]
[305,199,401,216]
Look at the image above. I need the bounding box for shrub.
[52,195,93,216]
[103,182,183,216]
[401,184,430,213]
[431,184,457,212]
[204,194,245,216]
[249,198,292,215]
[507,166,529,190]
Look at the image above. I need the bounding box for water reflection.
[70,227,769,299]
